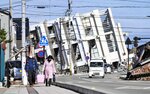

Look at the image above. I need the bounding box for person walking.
[25,56,38,86]
[42,55,56,86]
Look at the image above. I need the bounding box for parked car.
[5,60,22,80]
[88,59,105,78]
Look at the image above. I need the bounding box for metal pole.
[127,44,129,73]
[22,0,27,85]
[67,0,74,74]
[59,18,63,74]
[43,46,45,64]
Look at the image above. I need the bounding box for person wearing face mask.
[42,55,56,86]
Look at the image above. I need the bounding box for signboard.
[39,36,49,46]
[38,50,45,58]
[34,48,43,53]
[85,56,90,62]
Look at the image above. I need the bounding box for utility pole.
[125,37,132,79]
[9,0,14,60]
[22,0,27,85]
[66,0,74,74]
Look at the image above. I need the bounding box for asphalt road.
[56,73,150,94]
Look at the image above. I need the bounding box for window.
[106,34,117,52]
[63,21,76,40]
[76,45,82,62]
[48,26,55,34]
[89,40,99,59]
[90,62,103,67]
[101,14,112,33]
[82,17,93,36]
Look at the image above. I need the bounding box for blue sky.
[1,0,150,46]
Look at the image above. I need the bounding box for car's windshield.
[8,61,22,68]
[90,62,103,67]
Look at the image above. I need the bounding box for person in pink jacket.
[42,55,56,86]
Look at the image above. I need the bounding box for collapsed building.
[129,41,150,80]
[30,8,128,73]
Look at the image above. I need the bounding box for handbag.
[53,74,56,82]
[36,73,45,83]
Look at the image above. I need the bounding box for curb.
[52,82,105,94]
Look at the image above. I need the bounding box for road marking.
[76,81,87,83]
[91,87,96,90]
[115,86,129,89]
[116,86,150,90]
[143,87,150,89]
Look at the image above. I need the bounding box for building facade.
[0,9,11,61]
[30,8,128,73]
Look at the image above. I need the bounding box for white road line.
[143,87,150,89]
[115,86,129,89]
[116,86,150,90]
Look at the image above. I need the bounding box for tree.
[0,29,12,43]
[0,29,7,43]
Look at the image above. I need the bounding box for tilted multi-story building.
[30,8,128,74]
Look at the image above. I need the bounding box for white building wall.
[116,23,128,62]
[30,8,128,72]
[58,19,69,68]
[107,8,126,64]
[89,16,100,59]
[36,23,52,56]
[59,17,75,72]
[72,14,87,66]
[92,10,111,63]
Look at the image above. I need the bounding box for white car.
[89,59,105,78]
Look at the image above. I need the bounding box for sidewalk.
[0,83,79,94]
[0,72,124,94]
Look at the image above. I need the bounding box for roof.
[0,8,11,17]
[137,41,150,49]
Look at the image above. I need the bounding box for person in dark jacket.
[25,56,38,86]
[5,61,12,88]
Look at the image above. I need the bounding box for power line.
[14,10,64,15]
[14,12,64,16]
[27,20,150,30]
[0,0,33,7]
[26,4,150,8]
[72,0,150,4]
[13,11,150,20]
[113,0,150,4]
[31,21,150,30]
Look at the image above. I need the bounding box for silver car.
[6,61,22,80]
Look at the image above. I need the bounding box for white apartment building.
[30,8,128,73]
